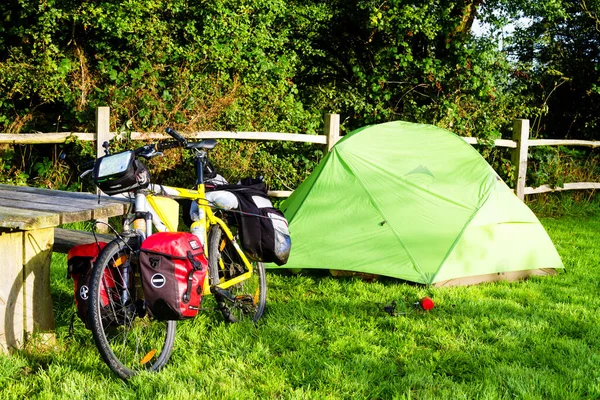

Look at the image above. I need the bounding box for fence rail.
[1,108,598,200]
[524,183,600,195]
[0,132,94,144]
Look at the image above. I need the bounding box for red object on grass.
[419,297,434,311]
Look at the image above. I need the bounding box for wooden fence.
[1,107,599,200]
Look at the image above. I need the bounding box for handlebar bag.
[210,182,292,266]
[67,242,115,329]
[92,150,151,195]
[139,232,208,320]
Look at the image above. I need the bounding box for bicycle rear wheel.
[208,224,267,323]
[88,237,176,380]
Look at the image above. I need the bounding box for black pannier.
[210,181,291,265]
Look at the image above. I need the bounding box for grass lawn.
[1,212,599,399]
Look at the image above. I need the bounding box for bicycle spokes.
[89,239,176,380]
[208,224,267,323]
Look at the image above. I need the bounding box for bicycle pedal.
[234,294,253,302]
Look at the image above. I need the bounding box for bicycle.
[81,128,267,379]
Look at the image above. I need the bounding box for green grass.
[2,213,600,399]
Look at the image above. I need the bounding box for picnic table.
[0,184,128,352]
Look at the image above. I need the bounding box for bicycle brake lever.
[80,169,93,179]
[139,148,163,159]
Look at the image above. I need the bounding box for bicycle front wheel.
[208,224,267,323]
[88,237,176,380]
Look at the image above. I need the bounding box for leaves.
[0,1,598,190]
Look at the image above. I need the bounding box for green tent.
[272,121,564,286]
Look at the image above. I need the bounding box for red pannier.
[67,242,111,329]
[139,232,208,320]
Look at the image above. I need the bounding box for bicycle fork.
[116,193,152,311]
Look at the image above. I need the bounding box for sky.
[471,16,533,49]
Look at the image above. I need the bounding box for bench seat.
[53,228,115,254]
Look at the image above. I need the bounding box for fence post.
[95,107,111,232]
[324,114,340,151]
[96,106,111,158]
[511,119,530,201]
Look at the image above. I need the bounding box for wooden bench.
[53,228,116,254]
[0,184,128,352]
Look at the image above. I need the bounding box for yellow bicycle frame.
[145,183,254,296]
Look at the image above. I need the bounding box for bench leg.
[23,228,55,339]
[0,230,25,353]
[0,228,55,353]
[95,217,110,233]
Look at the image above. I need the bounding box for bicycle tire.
[208,224,267,323]
[88,237,177,380]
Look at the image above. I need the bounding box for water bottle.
[190,206,206,250]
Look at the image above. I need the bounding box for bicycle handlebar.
[165,127,187,147]
[77,128,212,174]
[156,140,181,152]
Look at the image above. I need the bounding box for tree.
[481,0,600,139]
[289,0,530,138]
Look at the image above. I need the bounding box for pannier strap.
[182,250,203,304]
[187,250,203,271]
[141,248,203,260]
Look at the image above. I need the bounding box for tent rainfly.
[269,121,564,286]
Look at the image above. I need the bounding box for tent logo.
[406,165,435,178]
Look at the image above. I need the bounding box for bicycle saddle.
[188,139,217,150]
